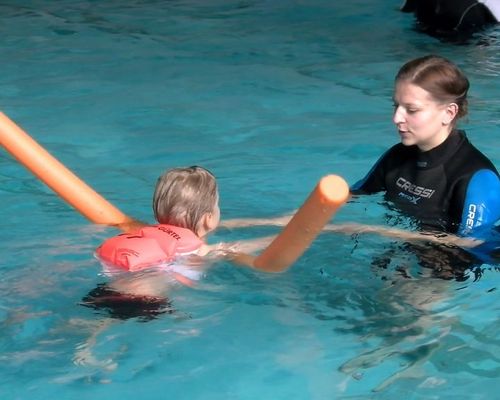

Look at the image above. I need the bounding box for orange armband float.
[0,112,134,226]
[252,175,349,272]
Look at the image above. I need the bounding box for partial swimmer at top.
[401,0,500,41]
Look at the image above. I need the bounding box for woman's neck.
[418,127,454,152]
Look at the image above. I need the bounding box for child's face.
[207,197,220,233]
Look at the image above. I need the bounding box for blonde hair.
[396,55,469,122]
[152,166,218,234]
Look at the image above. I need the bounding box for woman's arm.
[323,222,483,248]
[222,218,484,250]
[219,214,293,229]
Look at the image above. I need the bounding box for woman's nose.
[393,106,404,125]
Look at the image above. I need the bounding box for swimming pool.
[1,1,499,398]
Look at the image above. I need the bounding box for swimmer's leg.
[72,318,119,371]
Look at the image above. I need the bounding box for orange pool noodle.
[253,175,349,272]
[0,112,133,225]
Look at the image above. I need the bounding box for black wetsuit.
[352,130,500,237]
[353,130,500,278]
[401,0,499,40]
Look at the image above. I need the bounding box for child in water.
[77,166,266,367]
[82,166,275,320]
[98,165,225,269]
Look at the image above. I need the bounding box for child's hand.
[115,219,148,233]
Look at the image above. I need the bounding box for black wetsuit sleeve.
[351,148,392,194]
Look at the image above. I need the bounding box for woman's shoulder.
[457,130,499,174]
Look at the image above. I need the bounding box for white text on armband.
[396,177,435,198]
[465,204,477,230]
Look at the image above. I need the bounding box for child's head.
[152,166,220,237]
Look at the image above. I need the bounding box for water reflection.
[314,234,500,393]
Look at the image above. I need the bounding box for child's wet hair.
[152,166,218,234]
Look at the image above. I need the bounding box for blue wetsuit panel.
[459,169,500,237]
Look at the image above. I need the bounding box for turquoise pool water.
[1,1,499,399]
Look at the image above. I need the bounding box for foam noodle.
[0,112,134,225]
[249,175,349,272]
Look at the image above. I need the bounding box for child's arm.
[203,236,276,272]
[204,235,277,259]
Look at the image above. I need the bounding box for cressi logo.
[396,177,435,198]
[465,204,477,230]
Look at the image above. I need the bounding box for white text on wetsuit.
[465,204,477,230]
[396,177,435,198]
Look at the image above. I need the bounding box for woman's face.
[392,81,457,151]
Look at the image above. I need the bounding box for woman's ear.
[443,102,459,125]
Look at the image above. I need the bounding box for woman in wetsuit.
[221,55,499,277]
[352,55,500,277]
[352,55,500,237]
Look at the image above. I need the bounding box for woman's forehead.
[393,81,434,103]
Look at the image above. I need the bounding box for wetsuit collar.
[415,130,465,169]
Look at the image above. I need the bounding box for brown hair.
[152,166,218,234]
[396,55,469,121]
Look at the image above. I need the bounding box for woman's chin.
[399,136,415,146]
